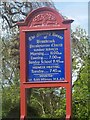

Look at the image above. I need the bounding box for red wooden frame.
[17,7,74,120]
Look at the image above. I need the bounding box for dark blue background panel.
[26,30,65,82]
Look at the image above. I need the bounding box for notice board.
[17,7,74,120]
[26,30,65,82]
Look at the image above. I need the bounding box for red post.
[20,27,27,120]
[65,25,72,120]
[66,84,72,120]
[20,86,27,120]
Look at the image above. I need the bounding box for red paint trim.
[20,29,26,84]
[17,7,73,27]
[20,28,27,120]
[23,82,68,88]
[17,7,64,26]
[65,25,72,118]
[20,86,27,119]
[22,27,67,32]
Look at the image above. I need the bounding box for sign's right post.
[64,20,73,120]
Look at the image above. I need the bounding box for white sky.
[53,0,89,2]
[54,2,88,33]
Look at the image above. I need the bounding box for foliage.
[1,1,89,119]
[29,88,66,118]
[72,57,89,119]
[1,26,89,120]
[2,84,20,118]
[1,1,54,27]
[2,36,20,87]
[0,0,55,39]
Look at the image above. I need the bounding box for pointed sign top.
[17,7,74,28]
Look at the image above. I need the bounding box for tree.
[1,1,55,27]
[1,1,89,119]
[1,1,56,119]
[1,1,55,38]
[71,27,89,119]
[29,88,66,118]
[72,57,89,119]
[1,0,55,87]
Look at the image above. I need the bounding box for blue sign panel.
[26,30,65,82]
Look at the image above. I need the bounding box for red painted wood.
[65,25,72,118]
[20,116,25,120]
[20,28,26,83]
[20,87,27,120]
[23,82,68,88]
[66,115,71,120]
[18,7,62,26]
[18,7,74,120]
[20,28,27,119]
[22,27,67,32]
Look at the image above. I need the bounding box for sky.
[54,2,88,82]
[53,0,89,2]
[54,2,88,33]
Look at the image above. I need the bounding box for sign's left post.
[20,28,27,120]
